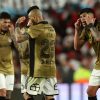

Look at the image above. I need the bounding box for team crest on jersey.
[30,83,40,92]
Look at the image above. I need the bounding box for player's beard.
[27,20,37,27]
[32,20,38,25]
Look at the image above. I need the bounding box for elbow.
[74,47,80,51]
[74,45,80,51]
[74,39,80,51]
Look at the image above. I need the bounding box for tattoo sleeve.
[15,26,29,42]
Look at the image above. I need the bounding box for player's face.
[28,11,37,25]
[80,13,94,27]
[0,19,11,32]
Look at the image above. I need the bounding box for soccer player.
[74,8,100,100]
[0,12,15,100]
[15,6,58,100]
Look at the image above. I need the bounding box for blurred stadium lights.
[0,0,98,18]
[54,84,100,100]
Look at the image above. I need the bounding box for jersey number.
[40,39,55,64]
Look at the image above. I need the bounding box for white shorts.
[26,77,59,96]
[21,74,28,93]
[0,73,14,90]
[89,69,100,86]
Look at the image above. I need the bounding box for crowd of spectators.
[0,0,100,86]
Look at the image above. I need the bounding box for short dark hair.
[27,6,40,14]
[79,8,95,15]
[0,12,11,19]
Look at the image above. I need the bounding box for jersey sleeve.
[27,25,43,38]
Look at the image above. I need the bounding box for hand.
[74,19,82,30]
[16,16,26,25]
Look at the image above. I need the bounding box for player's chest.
[0,34,11,45]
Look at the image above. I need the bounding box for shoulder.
[95,20,100,31]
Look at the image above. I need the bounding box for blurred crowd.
[0,0,100,85]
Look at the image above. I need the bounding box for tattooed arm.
[15,16,29,43]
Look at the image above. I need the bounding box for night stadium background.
[0,0,100,100]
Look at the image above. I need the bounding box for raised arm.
[74,19,86,50]
[15,16,29,43]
